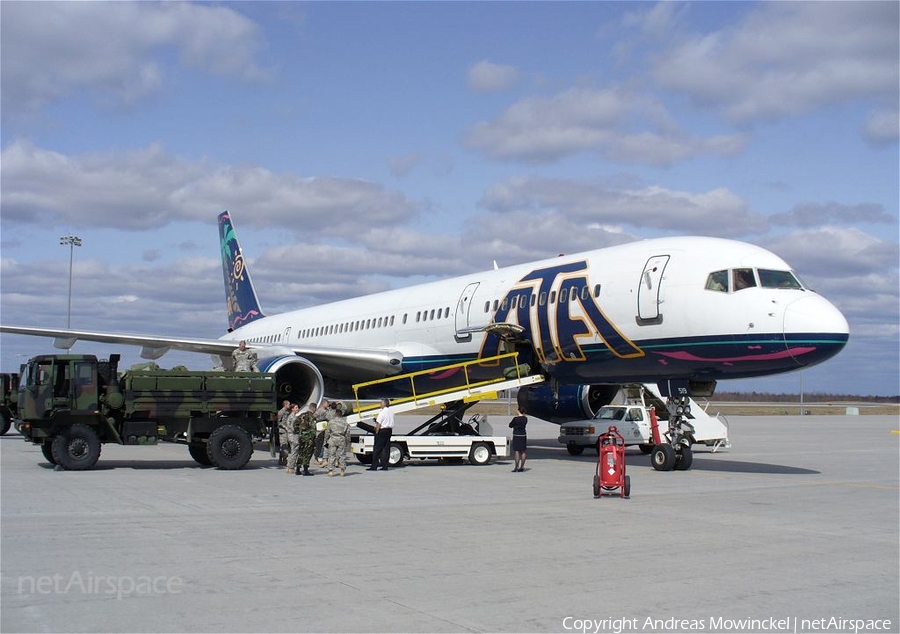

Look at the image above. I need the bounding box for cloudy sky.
[1,1,897,397]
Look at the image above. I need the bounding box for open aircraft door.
[454,282,480,342]
[637,255,669,324]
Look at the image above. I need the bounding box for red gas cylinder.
[593,425,631,499]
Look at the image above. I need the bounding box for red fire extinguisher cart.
[593,426,631,499]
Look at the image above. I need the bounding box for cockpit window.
[705,270,728,292]
[732,268,757,291]
[758,269,803,290]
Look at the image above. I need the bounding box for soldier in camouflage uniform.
[295,403,318,476]
[276,399,292,466]
[325,402,352,477]
[231,340,259,372]
[285,403,302,474]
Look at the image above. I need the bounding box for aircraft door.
[637,255,670,323]
[283,326,291,343]
[454,282,480,342]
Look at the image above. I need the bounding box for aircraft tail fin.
[218,211,266,331]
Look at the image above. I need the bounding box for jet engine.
[257,354,325,406]
[517,383,620,424]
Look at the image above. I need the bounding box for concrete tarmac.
[1,415,898,634]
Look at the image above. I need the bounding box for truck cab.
[558,405,656,455]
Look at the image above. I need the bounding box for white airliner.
[1,211,849,422]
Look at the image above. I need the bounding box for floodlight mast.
[59,235,82,329]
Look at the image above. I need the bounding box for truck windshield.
[594,408,625,421]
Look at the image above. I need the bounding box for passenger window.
[484,301,490,313]
[733,268,757,291]
[582,286,589,300]
[549,291,556,304]
[530,294,536,307]
[539,292,547,306]
[593,284,601,297]
[559,289,568,303]
[705,270,728,292]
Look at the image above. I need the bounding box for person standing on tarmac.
[325,402,352,477]
[285,403,302,475]
[314,399,331,466]
[368,398,394,471]
[509,405,528,472]
[296,403,318,476]
[276,399,292,465]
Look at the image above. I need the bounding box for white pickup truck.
[558,401,729,456]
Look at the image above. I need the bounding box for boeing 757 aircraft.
[1,211,849,422]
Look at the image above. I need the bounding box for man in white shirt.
[368,398,395,471]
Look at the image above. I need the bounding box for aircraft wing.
[0,325,403,378]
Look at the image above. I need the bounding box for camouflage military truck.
[17,353,277,471]
[1,372,20,435]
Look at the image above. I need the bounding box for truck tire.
[674,444,693,471]
[355,453,373,465]
[0,410,11,435]
[388,442,405,467]
[207,425,253,470]
[468,442,492,465]
[650,444,676,471]
[41,442,57,465]
[566,444,585,456]
[51,423,102,471]
[188,442,213,467]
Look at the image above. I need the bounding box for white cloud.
[651,2,899,124]
[862,108,900,145]
[464,86,746,164]
[478,175,766,237]
[467,59,522,93]
[0,2,269,115]
[0,141,419,237]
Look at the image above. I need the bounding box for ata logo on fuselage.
[480,260,643,365]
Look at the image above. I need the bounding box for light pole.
[59,235,82,328]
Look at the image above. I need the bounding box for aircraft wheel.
[674,444,693,471]
[41,441,57,465]
[623,475,631,498]
[468,442,492,465]
[188,442,213,466]
[207,425,253,470]
[566,444,585,456]
[51,423,102,471]
[650,444,676,471]
[388,442,405,467]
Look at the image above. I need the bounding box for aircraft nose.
[783,294,849,367]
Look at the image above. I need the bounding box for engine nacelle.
[258,355,325,406]
[517,383,620,424]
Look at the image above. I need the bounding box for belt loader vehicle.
[16,353,277,471]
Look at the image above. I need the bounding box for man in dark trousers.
[368,398,395,471]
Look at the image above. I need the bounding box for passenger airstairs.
[618,383,730,451]
[345,352,544,425]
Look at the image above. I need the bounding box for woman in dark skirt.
[508,406,528,472]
